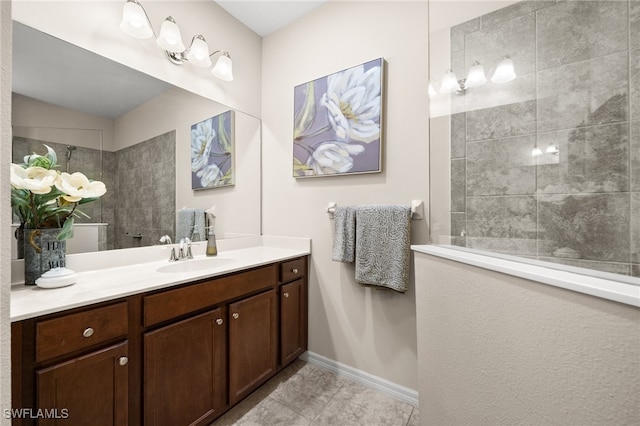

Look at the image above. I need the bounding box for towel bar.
[326,200,424,220]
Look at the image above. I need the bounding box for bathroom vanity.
[10,238,309,425]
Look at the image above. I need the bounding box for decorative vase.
[23,228,66,286]
[15,226,25,259]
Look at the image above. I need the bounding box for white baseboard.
[299,351,419,407]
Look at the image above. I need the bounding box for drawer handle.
[284,292,289,298]
[82,327,94,338]
[292,268,299,274]
[232,313,239,320]
[119,356,128,366]
[216,318,224,326]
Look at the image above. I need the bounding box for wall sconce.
[429,55,516,97]
[531,144,559,157]
[119,0,234,81]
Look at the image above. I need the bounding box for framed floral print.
[293,58,384,177]
[191,110,235,190]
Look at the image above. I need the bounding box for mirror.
[11,22,261,258]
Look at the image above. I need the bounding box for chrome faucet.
[160,235,178,261]
[179,237,193,260]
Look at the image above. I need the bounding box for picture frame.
[293,57,384,178]
[191,110,235,190]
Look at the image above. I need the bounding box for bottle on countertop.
[206,227,217,256]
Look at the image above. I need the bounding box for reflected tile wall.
[449,0,637,279]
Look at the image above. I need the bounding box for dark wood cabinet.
[144,309,226,426]
[36,341,129,426]
[12,256,308,425]
[228,290,277,406]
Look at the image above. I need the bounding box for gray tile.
[538,193,630,263]
[536,0,628,70]
[467,135,536,196]
[632,121,640,192]
[312,380,413,426]
[466,13,536,76]
[450,50,465,83]
[537,51,628,133]
[220,397,311,426]
[451,113,466,159]
[407,407,420,426]
[632,0,640,50]
[466,196,537,239]
[632,264,640,278]
[537,257,631,276]
[632,49,640,122]
[466,236,537,256]
[632,193,640,264]
[466,100,536,142]
[450,17,481,53]
[536,123,629,194]
[482,0,556,28]
[451,159,466,212]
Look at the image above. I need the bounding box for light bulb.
[120,0,153,39]
[186,36,212,67]
[491,56,516,83]
[531,147,543,157]
[157,17,185,53]
[465,62,487,88]
[545,144,559,154]
[439,70,460,94]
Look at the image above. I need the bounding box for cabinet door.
[228,290,277,405]
[36,341,128,426]
[144,309,226,426]
[280,279,305,366]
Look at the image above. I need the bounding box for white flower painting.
[190,110,234,189]
[294,58,383,177]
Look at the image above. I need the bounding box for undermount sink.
[156,257,236,273]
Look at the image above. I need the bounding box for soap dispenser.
[206,212,218,256]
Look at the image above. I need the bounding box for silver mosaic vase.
[24,228,66,286]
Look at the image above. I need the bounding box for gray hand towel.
[176,208,195,241]
[192,209,206,241]
[354,205,411,293]
[332,206,356,263]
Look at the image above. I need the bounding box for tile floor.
[212,359,420,426]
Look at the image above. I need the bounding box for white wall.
[262,1,430,390]
[0,2,12,423]
[415,252,640,425]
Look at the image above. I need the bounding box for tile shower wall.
[112,130,176,250]
[450,0,639,277]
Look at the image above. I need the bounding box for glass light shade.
[465,62,487,88]
[439,70,459,94]
[546,144,559,154]
[186,36,212,67]
[157,17,185,53]
[120,1,153,39]
[212,54,233,81]
[531,147,543,157]
[428,81,437,98]
[491,57,516,83]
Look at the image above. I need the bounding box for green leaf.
[58,217,75,241]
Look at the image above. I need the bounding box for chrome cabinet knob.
[82,327,94,338]
[284,292,289,298]
[232,313,239,320]
[292,268,299,274]
[119,356,128,366]
[216,318,224,326]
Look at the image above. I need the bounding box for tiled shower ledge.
[411,245,640,308]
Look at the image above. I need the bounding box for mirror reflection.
[11,22,261,258]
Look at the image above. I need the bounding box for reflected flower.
[307,141,365,175]
[321,65,381,143]
[10,164,58,194]
[197,164,222,187]
[191,118,216,172]
[55,172,107,202]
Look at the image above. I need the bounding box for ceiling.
[215,0,329,36]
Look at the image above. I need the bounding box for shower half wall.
[429,0,639,279]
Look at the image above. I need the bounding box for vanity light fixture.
[430,55,516,97]
[119,0,234,81]
[531,144,559,157]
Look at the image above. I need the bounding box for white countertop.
[11,236,311,322]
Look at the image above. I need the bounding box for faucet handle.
[186,244,194,259]
[169,247,178,262]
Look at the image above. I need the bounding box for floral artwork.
[293,58,384,177]
[191,110,235,189]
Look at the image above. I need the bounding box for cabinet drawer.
[279,258,306,283]
[144,264,277,327]
[36,302,128,363]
